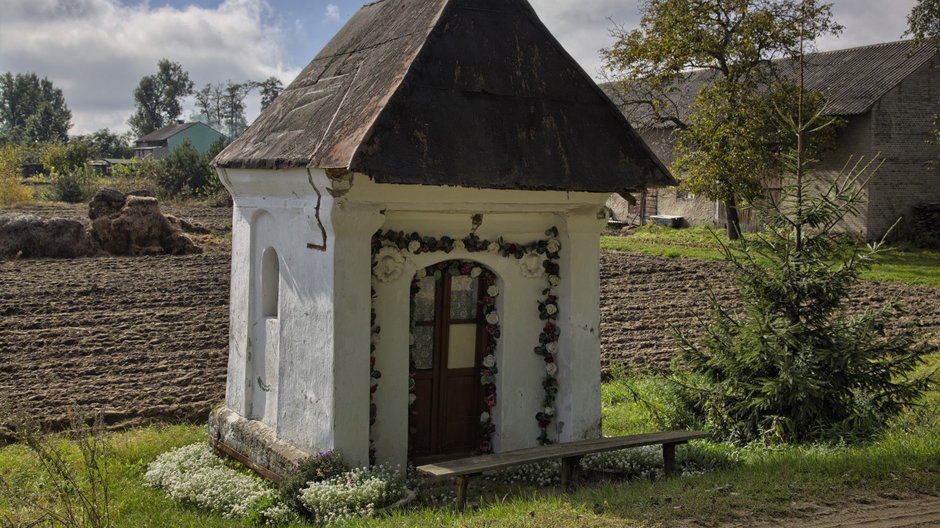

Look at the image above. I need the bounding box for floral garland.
[370,226,562,455]
[409,261,499,453]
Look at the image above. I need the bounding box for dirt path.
[725,494,940,527]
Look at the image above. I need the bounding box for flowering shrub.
[144,443,296,523]
[297,465,408,525]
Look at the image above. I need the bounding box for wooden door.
[410,270,485,463]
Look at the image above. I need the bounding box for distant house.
[134,121,224,160]
[607,40,939,240]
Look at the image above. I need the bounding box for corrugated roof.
[608,40,936,125]
[215,0,674,192]
[137,122,199,142]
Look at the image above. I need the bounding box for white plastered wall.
[219,168,608,470]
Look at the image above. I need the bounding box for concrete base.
[208,406,311,479]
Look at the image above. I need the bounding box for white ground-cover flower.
[580,446,662,479]
[373,246,405,283]
[519,251,544,278]
[144,443,284,520]
[298,464,408,525]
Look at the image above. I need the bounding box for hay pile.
[0,189,202,258]
[0,215,95,258]
[90,190,201,256]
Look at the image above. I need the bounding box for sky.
[0,0,920,136]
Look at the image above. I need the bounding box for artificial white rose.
[485,312,499,325]
[408,393,417,405]
[543,406,555,416]
[546,238,561,253]
[372,246,405,282]
[546,363,558,377]
[546,342,558,354]
[407,240,421,253]
[548,274,560,287]
[519,251,545,278]
[487,242,500,253]
[545,303,558,315]
[480,411,491,423]
[486,284,499,296]
[482,354,496,368]
[416,268,427,278]
[371,332,380,345]
[470,266,482,278]
[454,239,466,250]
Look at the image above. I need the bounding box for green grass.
[602,225,940,288]
[4,366,938,528]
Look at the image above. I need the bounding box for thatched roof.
[214,0,674,192]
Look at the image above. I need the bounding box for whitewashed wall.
[218,168,608,469]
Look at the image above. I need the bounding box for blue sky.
[0,0,918,134]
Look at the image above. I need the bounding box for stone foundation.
[207,406,310,480]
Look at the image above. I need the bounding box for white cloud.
[0,0,300,134]
[324,3,340,22]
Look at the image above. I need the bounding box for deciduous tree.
[0,72,71,144]
[603,0,841,238]
[255,76,284,110]
[128,59,194,137]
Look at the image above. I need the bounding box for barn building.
[209,0,673,475]
[606,41,940,240]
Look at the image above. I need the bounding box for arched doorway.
[409,261,494,463]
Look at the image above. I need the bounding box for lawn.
[3,358,938,527]
[602,225,940,288]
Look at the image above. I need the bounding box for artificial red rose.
[486,394,497,407]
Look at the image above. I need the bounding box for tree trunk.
[725,196,742,240]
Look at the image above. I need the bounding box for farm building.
[209,0,673,474]
[133,121,224,160]
[606,40,940,240]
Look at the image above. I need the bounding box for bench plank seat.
[417,430,710,510]
[418,430,709,478]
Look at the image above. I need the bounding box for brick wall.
[866,56,940,240]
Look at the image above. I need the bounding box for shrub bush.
[157,140,213,197]
[0,144,33,204]
[52,164,97,203]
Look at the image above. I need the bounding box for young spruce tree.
[676,41,932,444]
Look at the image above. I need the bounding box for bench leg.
[560,455,583,490]
[662,442,677,478]
[455,476,469,511]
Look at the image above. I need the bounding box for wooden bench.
[417,430,710,510]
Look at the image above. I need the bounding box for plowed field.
[2,203,938,434]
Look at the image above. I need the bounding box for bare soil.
[600,251,940,373]
[1,202,938,436]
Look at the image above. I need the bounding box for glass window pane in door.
[449,275,479,320]
[412,276,436,322]
[412,325,434,370]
